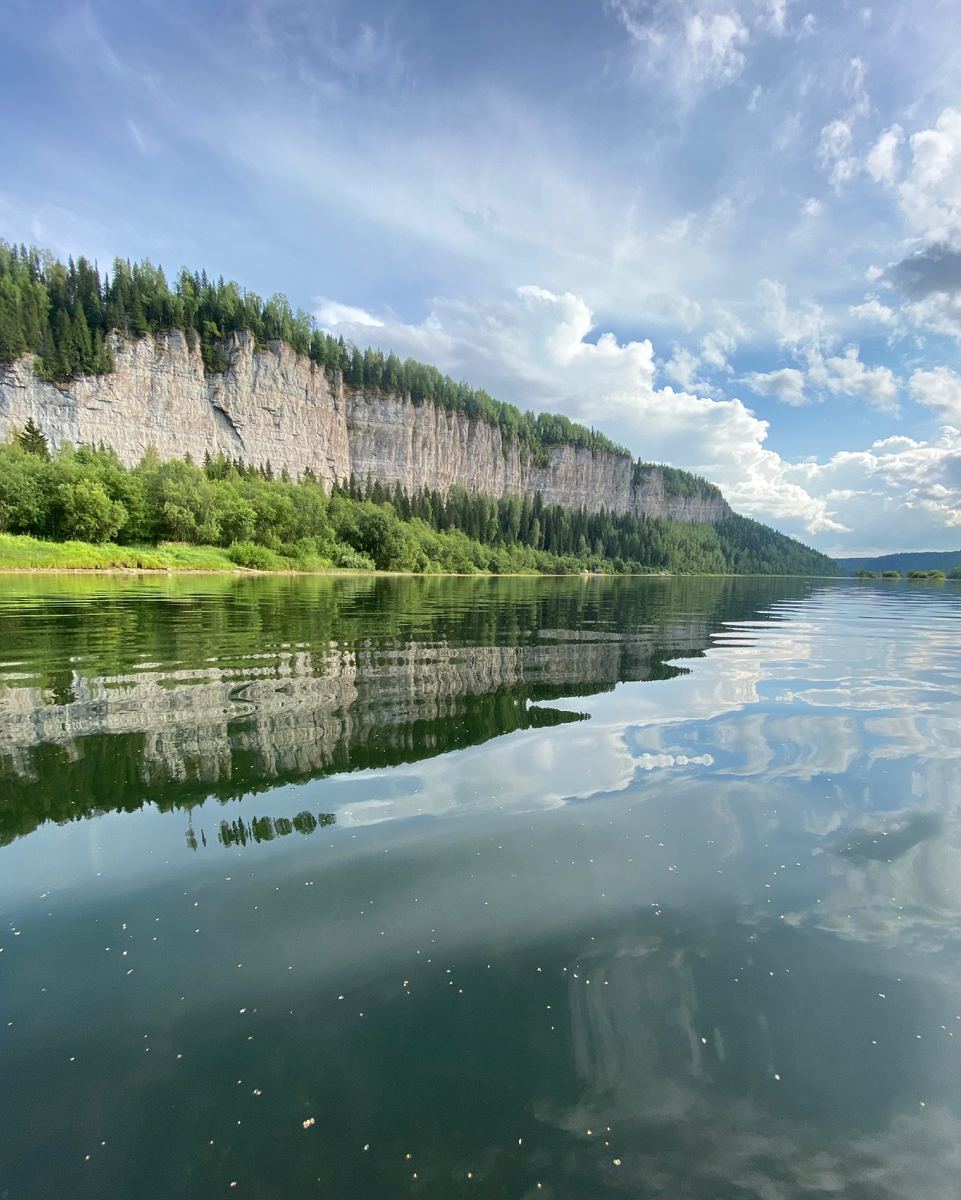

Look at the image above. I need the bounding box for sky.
[1,0,960,554]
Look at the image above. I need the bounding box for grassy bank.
[0,533,254,571]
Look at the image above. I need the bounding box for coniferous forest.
[0,240,841,576]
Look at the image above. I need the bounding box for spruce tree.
[18,418,49,458]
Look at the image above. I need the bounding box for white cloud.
[316,300,384,328]
[790,426,961,553]
[899,108,961,246]
[801,197,823,217]
[904,290,961,343]
[817,118,859,185]
[611,0,750,89]
[816,57,871,186]
[865,124,903,185]
[664,346,703,390]
[824,345,900,411]
[849,296,898,325]
[743,367,807,404]
[699,328,737,370]
[761,0,791,35]
[910,367,961,424]
[760,278,836,362]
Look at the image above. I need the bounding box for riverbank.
[0,533,266,572]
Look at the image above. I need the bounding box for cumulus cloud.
[865,123,903,185]
[849,296,898,325]
[760,284,902,410]
[904,290,961,343]
[899,108,961,246]
[910,367,961,424]
[823,346,900,411]
[885,245,961,297]
[743,367,807,404]
[882,244,961,343]
[857,112,961,343]
[790,426,961,552]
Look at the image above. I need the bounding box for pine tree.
[18,418,49,458]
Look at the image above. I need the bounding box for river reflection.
[0,575,958,1199]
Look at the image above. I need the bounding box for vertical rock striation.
[0,332,730,522]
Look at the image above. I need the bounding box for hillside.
[836,550,961,576]
[0,241,841,576]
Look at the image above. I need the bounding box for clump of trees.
[0,430,842,576]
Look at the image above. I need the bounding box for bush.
[227,541,281,569]
[57,478,127,542]
[332,543,374,570]
[948,566,961,580]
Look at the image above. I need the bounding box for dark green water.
[0,574,959,1199]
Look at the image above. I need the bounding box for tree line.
[0,427,840,576]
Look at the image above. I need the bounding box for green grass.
[0,533,251,571]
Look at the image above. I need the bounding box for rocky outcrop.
[0,333,731,522]
[0,330,351,485]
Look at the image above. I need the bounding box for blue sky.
[2,0,960,553]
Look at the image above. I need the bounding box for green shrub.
[227,541,280,569]
[57,478,128,542]
[332,543,374,570]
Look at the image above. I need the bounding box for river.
[0,574,958,1198]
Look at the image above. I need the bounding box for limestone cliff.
[0,332,730,522]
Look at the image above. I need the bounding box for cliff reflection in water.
[0,573,821,847]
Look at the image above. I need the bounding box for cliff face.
[0,330,352,486]
[0,333,730,522]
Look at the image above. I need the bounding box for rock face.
[0,332,730,522]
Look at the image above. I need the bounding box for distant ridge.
[835,550,961,576]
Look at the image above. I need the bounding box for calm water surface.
[0,574,959,1199]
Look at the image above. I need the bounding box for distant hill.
[835,550,961,576]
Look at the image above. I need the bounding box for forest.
[0,240,630,466]
[0,429,841,576]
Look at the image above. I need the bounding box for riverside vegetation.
[0,240,840,576]
[0,432,839,575]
